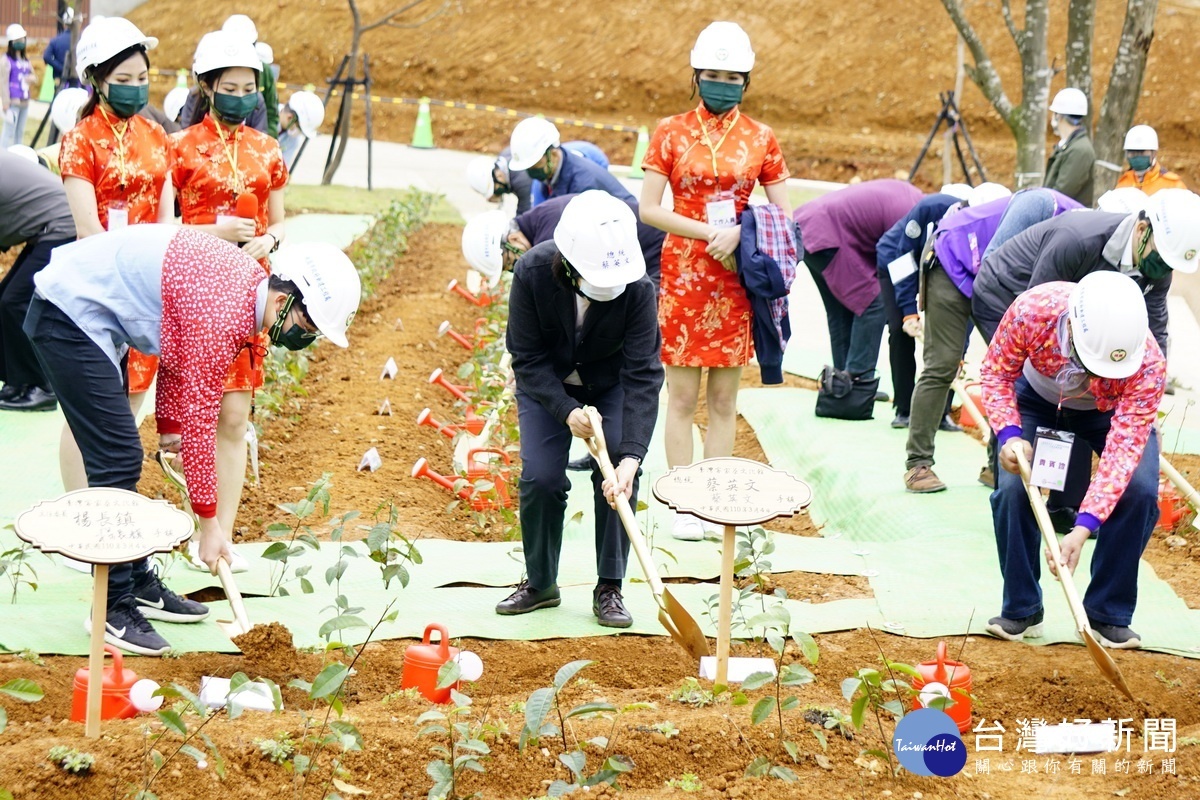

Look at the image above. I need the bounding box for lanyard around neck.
[695,108,740,177]
[213,120,244,195]
[100,108,130,189]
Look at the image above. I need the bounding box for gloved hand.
[902,314,922,338]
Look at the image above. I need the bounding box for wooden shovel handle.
[1014,448,1092,636]
[582,407,666,598]
[1160,456,1200,510]
[217,559,250,632]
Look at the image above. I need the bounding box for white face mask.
[578,278,625,302]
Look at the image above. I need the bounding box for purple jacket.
[794,179,922,315]
[931,197,1009,299]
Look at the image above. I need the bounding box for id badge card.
[705,190,737,229]
[1030,427,1075,491]
[107,201,129,231]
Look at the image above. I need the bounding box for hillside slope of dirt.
[130,0,1200,186]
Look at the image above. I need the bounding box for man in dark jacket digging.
[498,191,663,628]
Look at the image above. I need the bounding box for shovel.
[582,407,709,660]
[156,451,252,638]
[1014,449,1135,701]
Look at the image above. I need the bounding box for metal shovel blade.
[661,586,710,660]
[1016,450,1135,702]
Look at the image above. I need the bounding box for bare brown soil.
[131,0,1200,189]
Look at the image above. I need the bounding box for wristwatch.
[266,233,280,253]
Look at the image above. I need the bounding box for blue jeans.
[990,378,1160,626]
[982,188,1060,260]
[1,102,30,149]
[515,384,635,589]
[806,249,887,378]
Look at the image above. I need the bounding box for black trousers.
[877,269,916,416]
[0,236,72,388]
[24,296,150,602]
[516,384,635,589]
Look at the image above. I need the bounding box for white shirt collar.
[255,279,269,329]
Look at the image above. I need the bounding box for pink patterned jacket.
[981,282,1165,530]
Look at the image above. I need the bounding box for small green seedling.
[668,677,716,708]
[48,746,95,775]
[254,732,297,766]
[665,772,703,792]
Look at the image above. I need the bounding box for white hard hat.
[1123,124,1158,151]
[50,87,89,133]
[75,18,158,82]
[6,144,38,164]
[286,91,324,138]
[508,117,560,171]
[254,41,274,64]
[967,182,1012,207]
[163,87,189,122]
[5,23,27,41]
[270,243,362,348]
[222,13,258,44]
[193,30,262,76]
[1144,188,1200,274]
[466,155,497,198]
[939,183,972,201]
[461,210,510,283]
[1068,271,1148,380]
[1095,187,1148,215]
[1049,88,1088,117]
[553,191,646,288]
[690,21,755,72]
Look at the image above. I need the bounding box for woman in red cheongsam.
[170,30,287,545]
[57,18,172,492]
[640,22,791,541]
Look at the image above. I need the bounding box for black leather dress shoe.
[592,584,633,628]
[939,414,964,432]
[0,384,23,402]
[566,455,593,472]
[495,581,561,615]
[0,385,57,412]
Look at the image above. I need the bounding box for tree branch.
[362,0,448,33]
[385,1,451,29]
[940,0,1017,128]
[1000,0,1024,50]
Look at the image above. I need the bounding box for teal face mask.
[1139,250,1171,281]
[103,83,149,119]
[212,91,258,124]
[698,79,743,114]
[1128,155,1153,172]
[1136,226,1172,281]
[10,40,25,52]
[268,295,318,351]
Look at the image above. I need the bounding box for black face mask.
[268,295,318,351]
[526,153,552,182]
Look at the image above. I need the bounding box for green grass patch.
[285,184,462,223]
